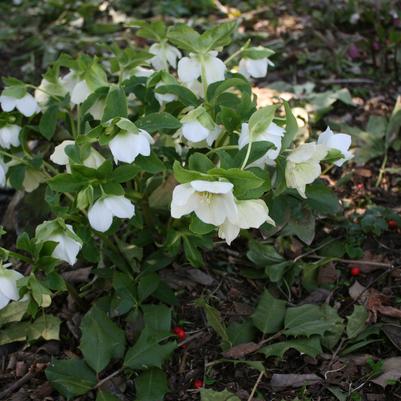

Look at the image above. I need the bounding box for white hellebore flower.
[36,221,83,265]
[0,92,38,117]
[0,158,8,187]
[218,199,275,245]
[34,77,67,108]
[50,140,105,170]
[178,51,226,87]
[60,71,92,105]
[317,127,352,166]
[239,122,285,167]
[0,268,23,310]
[171,180,237,226]
[180,106,221,146]
[88,195,135,232]
[0,124,21,149]
[109,128,154,164]
[285,142,327,198]
[149,42,181,70]
[155,81,177,106]
[239,57,274,79]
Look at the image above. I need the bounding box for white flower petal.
[0,271,22,301]
[88,199,114,232]
[237,199,275,229]
[16,94,38,117]
[165,44,181,69]
[50,140,75,166]
[103,195,135,219]
[238,123,250,149]
[204,54,226,85]
[191,180,233,194]
[0,290,10,309]
[83,148,105,169]
[0,125,21,149]
[0,95,17,112]
[0,160,8,187]
[71,80,91,105]
[218,219,240,245]
[178,57,201,83]
[245,58,268,78]
[182,120,210,143]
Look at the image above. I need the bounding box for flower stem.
[224,39,251,66]
[241,141,253,169]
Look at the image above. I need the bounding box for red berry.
[351,266,361,276]
[172,326,186,340]
[356,183,364,190]
[388,219,398,230]
[194,379,204,389]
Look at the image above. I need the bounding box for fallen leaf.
[222,342,261,358]
[382,324,401,351]
[349,281,366,301]
[317,263,338,286]
[299,288,331,305]
[271,373,321,389]
[371,357,401,388]
[186,269,215,286]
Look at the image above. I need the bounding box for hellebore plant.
[0,20,352,400]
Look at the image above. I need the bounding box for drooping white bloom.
[149,42,181,70]
[154,81,177,106]
[171,180,237,226]
[88,99,105,120]
[179,107,221,145]
[0,268,24,310]
[239,57,274,79]
[285,142,328,198]
[34,78,67,108]
[239,122,285,167]
[218,199,275,245]
[88,195,135,232]
[134,66,155,78]
[60,72,92,105]
[50,140,105,170]
[36,221,83,265]
[178,51,226,86]
[317,127,352,166]
[109,129,154,164]
[0,158,8,187]
[0,92,38,117]
[0,125,21,149]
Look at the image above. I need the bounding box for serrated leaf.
[124,326,176,370]
[28,314,61,341]
[251,290,286,334]
[135,368,169,401]
[259,336,322,358]
[80,305,126,373]
[200,388,241,401]
[142,304,172,332]
[136,112,181,133]
[46,359,96,400]
[346,305,368,339]
[0,300,29,327]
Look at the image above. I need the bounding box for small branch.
[94,367,123,389]
[0,369,36,400]
[308,255,393,268]
[247,371,265,401]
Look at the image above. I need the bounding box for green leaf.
[96,390,121,401]
[142,304,171,332]
[202,301,231,348]
[248,105,277,137]
[28,314,61,341]
[135,152,166,173]
[0,321,29,345]
[124,326,176,370]
[173,161,214,184]
[305,182,341,214]
[46,359,96,400]
[251,289,286,334]
[284,304,340,337]
[198,21,237,52]
[346,305,368,339]
[285,206,315,245]
[183,236,203,268]
[0,300,29,328]
[48,173,87,192]
[135,368,169,401]
[102,86,128,122]
[259,336,322,358]
[136,112,181,133]
[167,24,201,53]
[80,305,126,373]
[227,319,256,346]
[138,273,160,302]
[281,101,298,150]
[200,388,241,401]
[189,215,215,235]
[39,105,59,139]
[155,84,199,106]
[188,152,215,173]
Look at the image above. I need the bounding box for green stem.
[199,54,209,98]
[69,112,77,139]
[206,145,238,156]
[375,152,388,187]
[76,104,81,137]
[241,141,253,170]
[1,249,32,264]
[224,39,251,66]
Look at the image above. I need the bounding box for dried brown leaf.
[222,342,261,359]
[271,373,321,389]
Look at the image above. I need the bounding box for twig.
[247,371,265,401]
[94,367,123,389]
[178,330,204,347]
[308,255,393,268]
[0,371,35,400]
[320,78,374,85]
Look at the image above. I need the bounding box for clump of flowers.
[0,20,352,400]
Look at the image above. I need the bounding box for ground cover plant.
[0,1,401,401]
